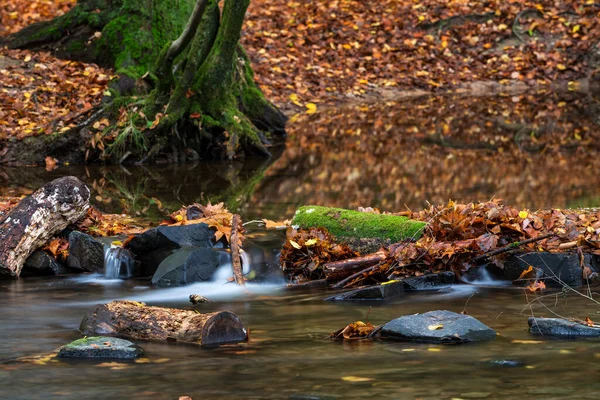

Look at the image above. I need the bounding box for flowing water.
[2,94,600,399]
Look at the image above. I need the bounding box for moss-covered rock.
[58,336,143,359]
[292,206,426,244]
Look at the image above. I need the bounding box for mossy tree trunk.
[1,0,287,164]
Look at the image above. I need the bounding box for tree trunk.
[0,176,90,277]
[80,300,248,346]
[0,0,287,164]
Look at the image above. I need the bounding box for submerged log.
[0,176,90,277]
[80,300,248,347]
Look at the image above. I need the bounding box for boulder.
[22,250,68,276]
[67,231,104,273]
[325,281,404,301]
[126,223,215,276]
[58,336,142,359]
[380,310,496,343]
[151,248,220,287]
[504,252,600,287]
[402,271,457,290]
[528,317,600,337]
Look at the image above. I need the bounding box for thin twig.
[473,233,556,263]
[230,214,245,286]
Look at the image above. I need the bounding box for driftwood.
[324,250,387,281]
[0,176,90,277]
[80,300,247,347]
[230,214,245,286]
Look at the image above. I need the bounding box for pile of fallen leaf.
[282,199,600,288]
[243,0,600,110]
[164,202,241,245]
[2,0,599,140]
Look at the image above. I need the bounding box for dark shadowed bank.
[0,0,287,165]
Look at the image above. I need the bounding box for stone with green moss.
[58,336,143,359]
[292,206,426,253]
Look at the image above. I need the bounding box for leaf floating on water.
[511,340,543,344]
[261,219,290,229]
[585,316,595,327]
[525,280,546,292]
[428,324,444,330]
[341,376,374,382]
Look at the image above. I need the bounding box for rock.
[325,281,404,301]
[58,336,142,359]
[380,310,496,343]
[292,205,426,252]
[22,250,68,276]
[504,252,599,287]
[126,223,215,276]
[0,176,90,277]
[67,231,104,273]
[485,359,525,368]
[151,248,220,287]
[402,271,457,290]
[528,317,600,337]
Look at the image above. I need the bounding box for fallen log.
[80,300,247,347]
[324,250,387,281]
[0,176,90,277]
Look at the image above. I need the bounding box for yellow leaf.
[342,376,374,382]
[289,240,302,249]
[289,93,303,106]
[428,324,444,330]
[174,214,184,222]
[511,340,543,344]
[111,240,123,247]
[305,103,317,115]
[305,238,317,247]
[518,210,528,219]
[557,64,567,71]
[572,25,580,33]
[381,280,399,285]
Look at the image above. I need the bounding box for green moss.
[292,206,426,242]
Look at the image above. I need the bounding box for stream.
[2,94,600,399]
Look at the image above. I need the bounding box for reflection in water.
[252,92,600,218]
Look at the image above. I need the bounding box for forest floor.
[1,0,599,140]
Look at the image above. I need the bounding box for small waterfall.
[104,245,134,279]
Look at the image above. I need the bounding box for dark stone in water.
[67,231,104,273]
[325,281,404,301]
[504,252,600,287]
[402,271,456,290]
[381,310,496,343]
[486,359,526,368]
[152,248,220,287]
[58,336,142,359]
[528,317,600,337]
[22,250,68,276]
[127,223,215,276]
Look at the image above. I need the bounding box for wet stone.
[504,252,600,287]
[67,231,104,273]
[22,250,68,276]
[485,359,526,368]
[528,317,600,337]
[325,281,404,301]
[380,310,496,343]
[58,336,143,359]
[402,271,456,290]
[126,223,215,276]
[151,248,220,287]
